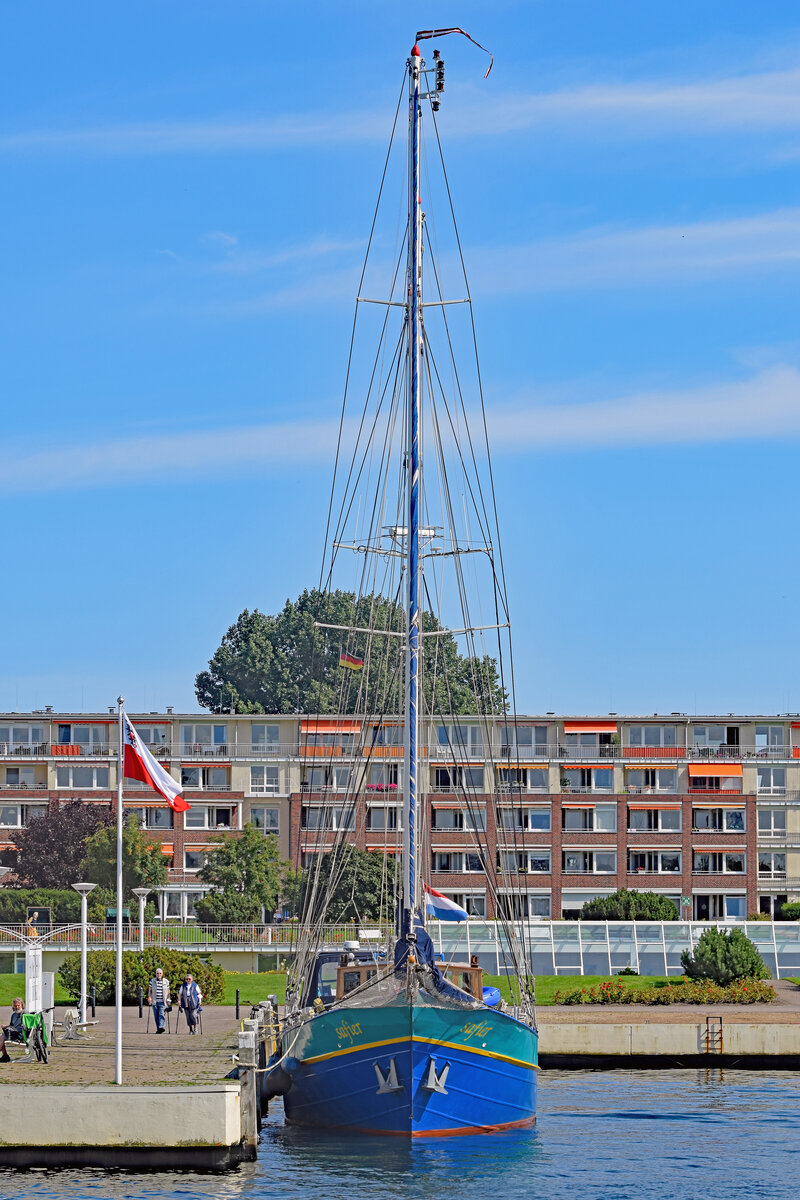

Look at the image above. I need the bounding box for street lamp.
[131,888,151,954]
[71,882,97,1024]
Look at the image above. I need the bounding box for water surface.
[1,1070,797,1200]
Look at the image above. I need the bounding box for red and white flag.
[123,714,189,812]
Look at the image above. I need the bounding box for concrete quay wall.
[538,1020,800,1066]
[0,1083,249,1169]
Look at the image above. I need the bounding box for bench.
[54,1008,98,1042]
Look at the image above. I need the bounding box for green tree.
[681,927,770,983]
[79,814,168,898]
[194,825,286,924]
[194,589,506,715]
[580,888,680,921]
[13,801,113,889]
[299,846,397,923]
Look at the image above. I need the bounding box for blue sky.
[3,1,800,717]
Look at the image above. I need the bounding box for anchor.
[374,1058,403,1093]
[422,1056,450,1094]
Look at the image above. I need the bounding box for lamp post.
[71,882,97,1024]
[132,888,150,953]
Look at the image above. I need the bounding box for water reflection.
[0,1072,797,1200]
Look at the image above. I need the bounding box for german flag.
[339,650,364,671]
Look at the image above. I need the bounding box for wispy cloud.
[4,64,800,157]
[471,209,800,295]
[491,365,800,449]
[3,366,799,495]
[201,209,800,313]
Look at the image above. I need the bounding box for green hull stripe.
[303,1033,537,1070]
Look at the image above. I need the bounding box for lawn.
[217,970,674,1007]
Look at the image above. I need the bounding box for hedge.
[554,978,777,1005]
[57,948,225,1005]
[0,889,81,924]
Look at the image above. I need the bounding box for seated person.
[0,998,26,1062]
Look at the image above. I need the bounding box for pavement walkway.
[0,1005,245,1087]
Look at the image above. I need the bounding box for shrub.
[681,927,770,984]
[554,978,777,1005]
[58,949,225,1005]
[778,902,800,921]
[580,889,679,921]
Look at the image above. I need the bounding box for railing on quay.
[7,919,800,978]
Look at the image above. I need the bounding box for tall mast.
[403,43,423,928]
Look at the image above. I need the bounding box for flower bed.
[553,978,777,1005]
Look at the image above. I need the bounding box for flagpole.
[115,695,124,1086]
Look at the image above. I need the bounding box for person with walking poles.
[178,973,203,1034]
[147,967,170,1034]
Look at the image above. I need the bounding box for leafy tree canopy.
[681,927,770,984]
[580,888,679,921]
[13,801,113,890]
[299,845,397,923]
[79,814,169,897]
[195,589,507,715]
[194,826,286,924]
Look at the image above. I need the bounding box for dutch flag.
[423,883,469,922]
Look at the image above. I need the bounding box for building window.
[3,766,39,789]
[692,807,745,832]
[628,806,681,832]
[758,808,786,836]
[444,892,485,917]
[251,724,280,750]
[500,851,551,874]
[180,724,229,754]
[250,765,280,794]
[432,852,456,872]
[693,894,746,920]
[564,732,614,758]
[133,725,169,747]
[184,850,208,872]
[692,725,740,752]
[437,725,483,755]
[0,725,46,752]
[180,767,229,791]
[125,807,173,830]
[432,766,484,792]
[69,725,108,752]
[500,724,548,756]
[627,725,677,748]
[373,724,402,747]
[562,803,616,832]
[626,769,677,793]
[301,807,331,831]
[184,806,234,830]
[689,775,742,794]
[366,805,402,832]
[250,806,279,833]
[497,806,551,832]
[431,807,486,831]
[561,767,613,793]
[755,725,785,753]
[628,851,681,874]
[693,852,746,874]
[758,852,786,878]
[55,766,109,788]
[757,766,785,795]
[497,766,548,792]
[367,764,398,791]
[301,765,352,791]
[0,806,22,828]
[562,850,617,874]
[499,893,551,919]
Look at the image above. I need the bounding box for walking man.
[178,973,203,1034]
[147,967,170,1033]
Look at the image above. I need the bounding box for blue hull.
[281,1002,537,1136]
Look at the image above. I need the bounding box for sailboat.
[266,30,538,1137]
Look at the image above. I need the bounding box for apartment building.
[0,710,797,921]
